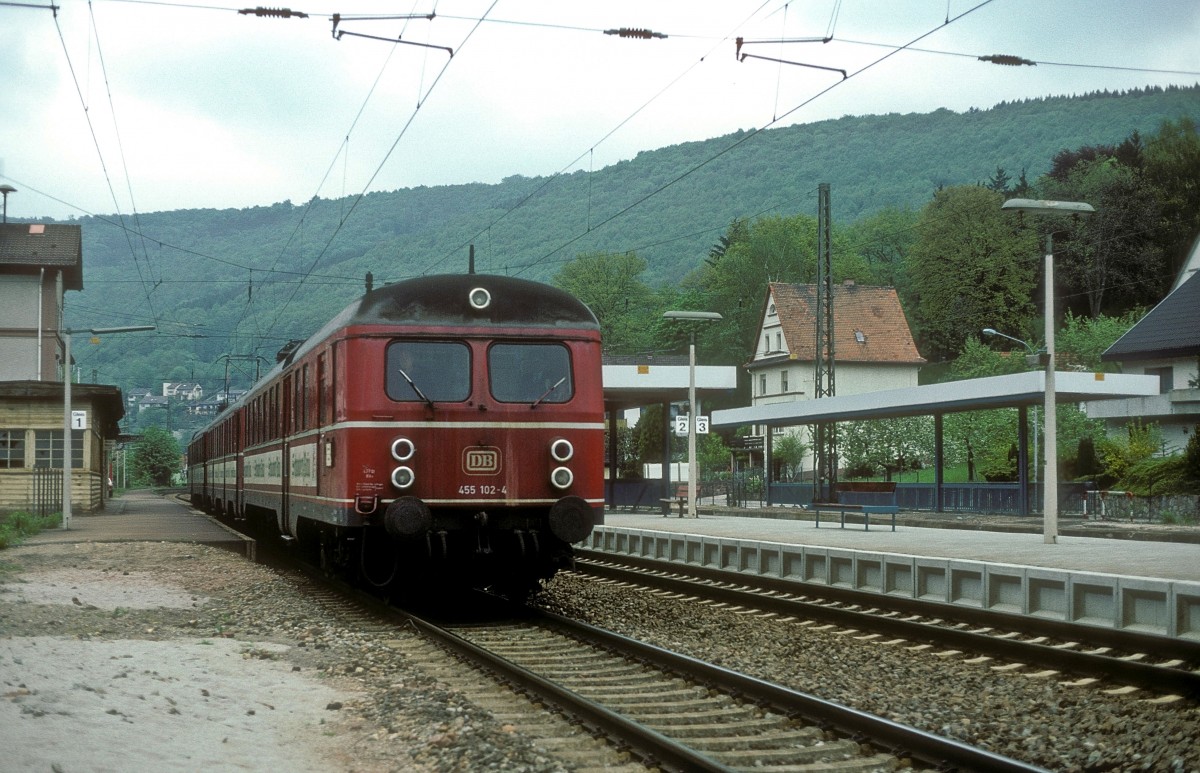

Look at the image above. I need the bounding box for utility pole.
[813,183,838,501]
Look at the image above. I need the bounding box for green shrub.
[0,511,60,550]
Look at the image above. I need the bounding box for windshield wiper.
[397,368,435,409]
[531,376,566,409]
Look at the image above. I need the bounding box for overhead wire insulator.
[603,27,667,39]
[979,54,1036,66]
[238,6,309,18]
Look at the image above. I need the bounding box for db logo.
[464,447,501,475]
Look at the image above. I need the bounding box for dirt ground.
[0,548,365,772]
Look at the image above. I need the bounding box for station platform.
[20,490,255,559]
[589,507,1200,642]
[599,507,1200,583]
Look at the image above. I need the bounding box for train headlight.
[550,438,574,462]
[550,466,573,490]
[468,286,491,310]
[391,466,415,489]
[391,437,415,462]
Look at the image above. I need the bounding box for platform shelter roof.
[712,371,1160,429]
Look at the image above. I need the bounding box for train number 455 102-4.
[458,484,507,496]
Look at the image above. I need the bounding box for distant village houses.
[162,381,203,400]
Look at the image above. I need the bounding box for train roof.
[191,274,599,440]
[336,273,598,333]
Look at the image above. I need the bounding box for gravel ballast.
[536,572,1200,773]
[4,539,1197,772]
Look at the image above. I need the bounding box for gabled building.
[745,281,925,469]
[162,382,203,400]
[1087,242,1200,453]
[0,222,123,514]
[0,223,81,381]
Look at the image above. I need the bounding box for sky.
[1,0,1198,222]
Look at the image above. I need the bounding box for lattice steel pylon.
[813,182,838,501]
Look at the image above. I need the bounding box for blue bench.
[808,481,899,531]
[809,502,898,531]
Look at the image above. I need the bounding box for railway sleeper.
[686,726,825,751]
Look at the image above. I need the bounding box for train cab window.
[386,341,471,402]
[488,343,573,404]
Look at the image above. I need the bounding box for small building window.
[763,334,769,354]
[33,430,84,469]
[781,370,789,393]
[854,330,866,344]
[760,374,767,396]
[768,302,776,316]
[775,332,782,351]
[0,430,26,468]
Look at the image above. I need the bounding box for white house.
[744,280,925,470]
[1086,240,1200,453]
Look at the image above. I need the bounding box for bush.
[0,511,59,550]
[1122,456,1189,496]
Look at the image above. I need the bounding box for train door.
[280,374,292,535]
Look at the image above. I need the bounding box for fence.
[31,468,63,517]
[609,478,1196,522]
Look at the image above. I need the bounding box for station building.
[0,222,124,514]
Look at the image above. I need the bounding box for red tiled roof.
[768,281,924,364]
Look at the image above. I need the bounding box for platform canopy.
[713,371,1161,429]
[602,358,739,410]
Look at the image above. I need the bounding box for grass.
[846,464,977,484]
[0,511,61,550]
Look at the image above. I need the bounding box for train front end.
[338,275,604,594]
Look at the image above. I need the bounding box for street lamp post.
[663,310,723,518]
[61,325,155,529]
[0,184,16,223]
[1001,199,1095,544]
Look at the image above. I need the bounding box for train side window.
[385,341,471,402]
[317,353,328,426]
[488,343,573,404]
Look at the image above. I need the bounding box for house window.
[0,430,25,468]
[775,332,782,351]
[768,303,776,316]
[763,334,769,354]
[33,430,84,469]
[781,370,789,393]
[854,330,866,344]
[760,374,767,396]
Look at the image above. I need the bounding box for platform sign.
[71,410,88,430]
[674,415,710,435]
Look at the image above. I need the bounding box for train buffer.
[808,481,899,531]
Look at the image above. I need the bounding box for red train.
[188,274,605,595]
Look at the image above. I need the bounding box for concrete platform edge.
[588,525,1200,644]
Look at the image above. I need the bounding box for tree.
[553,251,657,355]
[839,417,932,481]
[771,433,808,482]
[1144,117,1200,279]
[906,186,1040,361]
[841,207,918,291]
[1038,156,1166,318]
[1055,310,1141,371]
[129,426,181,487]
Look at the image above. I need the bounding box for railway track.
[571,550,1200,701]
[272,549,1041,771]
[415,603,1041,772]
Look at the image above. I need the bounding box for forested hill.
[69,84,1198,394]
